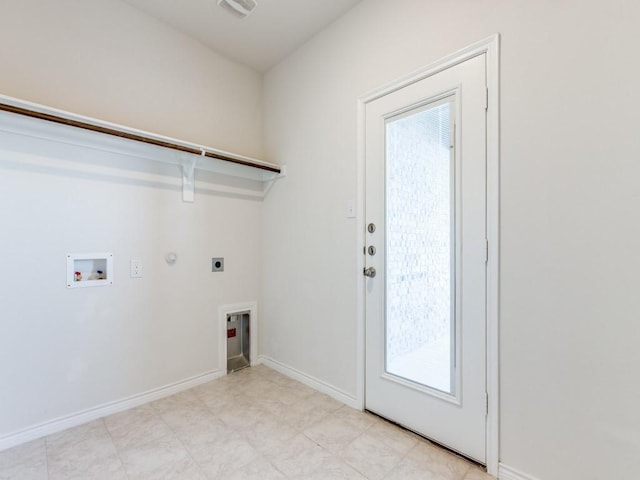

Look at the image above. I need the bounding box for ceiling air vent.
[217,0,258,18]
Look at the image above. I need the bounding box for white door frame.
[356,34,500,475]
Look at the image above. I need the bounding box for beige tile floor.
[0,365,494,480]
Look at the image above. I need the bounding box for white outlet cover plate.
[130,259,143,278]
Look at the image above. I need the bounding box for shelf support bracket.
[263,165,287,198]
[180,152,201,202]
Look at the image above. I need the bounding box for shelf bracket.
[180,152,201,202]
[262,165,287,198]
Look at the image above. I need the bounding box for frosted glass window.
[385,99,455,394]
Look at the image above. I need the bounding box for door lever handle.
[363,267,377,278]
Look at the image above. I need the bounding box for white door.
[364,54,487,463]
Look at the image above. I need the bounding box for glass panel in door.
[385,99,455,395]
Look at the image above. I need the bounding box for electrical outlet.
[130,259,143,278]
[212,257,224,272]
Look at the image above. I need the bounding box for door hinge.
[485,239,489,263]
[485,392,489,415]
[485,87,489,111]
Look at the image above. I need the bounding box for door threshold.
[364,409,487,470]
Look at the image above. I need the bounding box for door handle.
[363,267,377,278]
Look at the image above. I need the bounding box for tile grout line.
[331,419,374,479]
[382,442,420,480]
[4,366,485,480]
[171,376,282,478]
[192,381,254,478]
[43,436,51,480]
[101,417,130,480]
[157,392,217,479]
[160,417,210,479]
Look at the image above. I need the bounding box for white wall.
[262,1,640,479]
[3,1,640,477]
[0,0,263,158]
[0,0,264,443]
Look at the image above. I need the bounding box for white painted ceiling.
[122,0,361,72]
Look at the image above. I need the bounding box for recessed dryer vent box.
[67,253,113,288]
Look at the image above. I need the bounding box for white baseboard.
[258,355,360,409]
[0,369,223,452]
[499,463,541,480]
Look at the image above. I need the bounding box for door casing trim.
[356,34,500,475]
